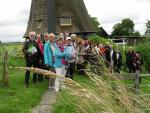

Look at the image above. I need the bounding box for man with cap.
[22,31,40,87]
[70,34,77,48]
[64,37,76,79]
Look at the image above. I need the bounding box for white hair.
[29,31,36,36]
[65,33,69,37]
[49,33,55,38]
[70,34,76,38]
[36,34,41,37]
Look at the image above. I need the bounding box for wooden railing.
[119,70,150,94]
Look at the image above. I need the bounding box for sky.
[0,0,150,42]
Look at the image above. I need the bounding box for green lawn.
[0,43,149,113]
[52,74,150,113]
[0,43,49,113]
[0,70,48,113]
[52,75,102,113]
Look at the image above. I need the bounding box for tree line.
[90,16,150,38]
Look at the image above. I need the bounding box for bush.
[142,36,150,43]
[136,42,150,71]
[88,35,110,44]
[88,35,118,49]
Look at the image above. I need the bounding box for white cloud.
[84,0,150,34]
[0,0,31,42]
[0,0,150,42]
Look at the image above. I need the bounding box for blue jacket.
[64,45,76,63]
[53,47,65,68]
[44,41,56,66]
[53,45,72,68]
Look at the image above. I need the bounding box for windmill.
[24,0,96,37]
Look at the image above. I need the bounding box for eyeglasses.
[44,36,48,37]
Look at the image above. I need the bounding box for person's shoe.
[49,86,54,91]
[55,88,59,92]
[24,84,29,88]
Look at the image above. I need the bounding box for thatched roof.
[67,0,96,32]
[24,0,96,37]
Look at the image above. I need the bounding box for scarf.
[37,40,44,55]
[58,45,65,65]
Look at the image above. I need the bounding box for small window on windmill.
[37,20,42,29]
[60,17,72,26]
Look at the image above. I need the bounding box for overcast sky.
[0,0,150,42]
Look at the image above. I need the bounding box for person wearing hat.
[22,31,41,87]
[64,33,70,39]
[64,37,76,79]
[70,34,77,49]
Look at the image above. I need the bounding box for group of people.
[22,32,78,91]
[126,47,143,73]
[22,31,143,92]
[95,42,123,73]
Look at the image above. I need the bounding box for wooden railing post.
[2,50,9,87]
[134,70,140,94]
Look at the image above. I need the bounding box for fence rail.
[120,70,150,93]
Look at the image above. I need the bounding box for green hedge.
[88,35,110,44]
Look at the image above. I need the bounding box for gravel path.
[31,90,56,113]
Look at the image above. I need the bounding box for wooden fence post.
[134,70,140,94]
[2,50,9,87]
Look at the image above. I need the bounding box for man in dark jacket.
[113,49,122,73]
[22,32,40,87]
[132,52,143,73]
[104,42,111,68]
[126,47,135,73]
[36,34,44,81]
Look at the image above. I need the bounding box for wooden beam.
[140,74,150,77]
[120,73,136,80]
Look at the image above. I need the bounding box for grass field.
[0,43,48,113]
[52,74,150,113]
[0,43,149,113]
[52,75,100,113]
[0,70,48,113]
